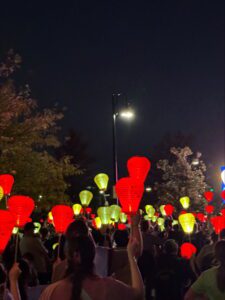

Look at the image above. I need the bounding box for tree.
[154,146,208,212]
[0,51,79,209]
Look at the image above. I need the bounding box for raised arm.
[9,263,21,300]
[130,213,143,258]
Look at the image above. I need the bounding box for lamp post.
[112,93,134,186]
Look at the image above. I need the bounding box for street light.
[112,93,135,186]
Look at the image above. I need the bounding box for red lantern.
[127,156,151,183]
[221,190,225,200]
[180,210,187,215]
[85,207,92,214]
[51,205,74,233]
[210,216,225,234]
[118,223,126,231]
[0,174,14,195]
[221,208,225,217]
[204,191,214,202]
[115,177,144,215]
[0,210,15,254]
[205,205,214,214]
[90,214,95,219]
[196,213,207,223]
[180,243,197,259]
[164,204,174,216]
[8,196,35,228]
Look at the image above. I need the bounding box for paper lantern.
[0,210,15,254]
[52,243,59,250]
[151,215,158,222]
[97,206,111,225]
[0,174,14,195]
[118,223,126,231]
[127,156,151,183]
[159,205,166,216]
[94,173,109,191]
[0,186,4,201]
[172,220,178,226]
[180,197,190,209]
[145,205,155,217]
[157,217,164,226]
[164,204,174,216]
[210,216,225,234]
[12,227,19,235]
[115,177,144,215]
[34,222,41,234]
[51,205,74,233]
[204,191,214,202]
[179,213,195,234]
[110,205,121,222]
[79,190,93,207]
[119,212,127,223]
[205,205,214,214]
[72,204,82,216]
[180,243,197,259]
[196,213,207,223]
[221,208,225,217]
[85,207,92,214]
[93,217,102,229]
[90,213,95,219]
[8,195,35,228]
[221,190,225,200]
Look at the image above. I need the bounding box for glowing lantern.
[52,243,59,250]
[204,191,214,202]
[51,205,74,233]
[79,190,93,207]
[180,197,190,209]
[119,212,127,223]
[0,187,4,201]
[86,207,92,214]
[127,156,151,183]
[144,215,151,221]
[157,217,164,226]
[159,205,166,216]
[34,222,41,234]
[221,190,225,200]
[145,205,155,217]
[115,177,144,215]
[205,205,214,214]
[118,223,126,230]
[221,208,225,217]
[151,215,158,222]
[172,220,178,226]
[196,213,207,223]
[93,217,102,229]
[180,243,197,259]
[0,174,14,195]
[97,207,111,225]
[210,216,225,234]
[179,213,195,234]
[8,196,35,228]
[110,205,121,222]
[94,173,109,191]
[0,210,15,254]
[164,204,174,216]
[72,204,82,216]
[12,227,19,235]
[90,214,95,219]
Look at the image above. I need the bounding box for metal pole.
[112,94,119,184]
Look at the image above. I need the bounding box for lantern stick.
[57,234,62,259]
[14,232,19,262]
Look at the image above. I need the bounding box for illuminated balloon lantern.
[48,211,54,224]
[0,187,4,201]
[34,222,41,234]
[159,205,166,216]
[79,190,93,207]
[8,196,35,228]
[157,217,164,226]
[196,213,207,223]
[205,205,214,214]
[180,243,197,259]
[180,197,190,209]
[118,223,126,230]
[94,173,109,191]
[0,174,14,195]
[127,156,151,183]
[164,204,174,216]
[145,205,155,217]
[97,207,111,225]
[93,217,102,229]
[221,208,225,217]
[72,204,82,216]
[115,177,144,215]
[110,205,121,222]
[204,191,214,202]
[179,213,195,234]
[0,210,15,254]
[144,215,151,221]
[51,205,74,233]
[172,220,178,226]
[119,212,127,223]
[86,207,92,214]
[210,216,225,234]
[151,215,158,222]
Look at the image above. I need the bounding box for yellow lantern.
[94,173,109,191]
[79,190,93,207]
[145,205,155,217]
[180,196,190,209]
[52,243,59,250]
[110,205,121,222]
[48,211,53,221]
[94,217,102,229]
[73,203,82,216]
[151,216,158,222]
[160,205,166,216]
[160,225,165,232]
[34,222,41,234]
[179,213,195,234]
[157,217,164,226]
[13,227,19,235]
[97,206,111,225]
[144,215,151,221]
[172,220,179,226]
[0,186,4,201]
[119,212,127,223]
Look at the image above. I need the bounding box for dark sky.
[0,1,224,180]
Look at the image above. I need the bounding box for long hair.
[215,240,225,292]
[66,236,95,300]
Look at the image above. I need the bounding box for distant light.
[192,158,199,166]
[39,195,43,199]
[120,109,134,119]
[99,190,105,194]
[145,186,152,192]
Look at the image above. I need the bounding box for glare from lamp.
[120,109,134,119]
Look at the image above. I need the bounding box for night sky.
[0,1,224,181]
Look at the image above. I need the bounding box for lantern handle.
[14,232,19,262]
